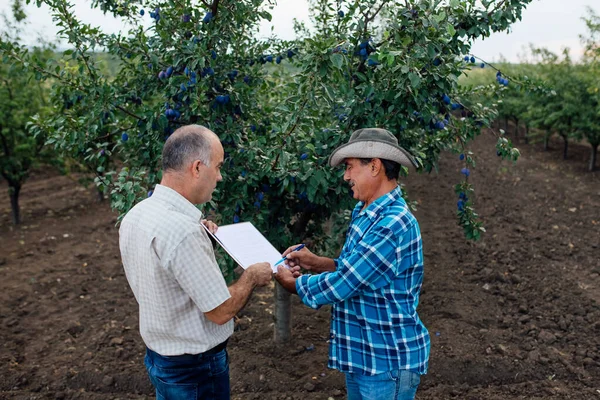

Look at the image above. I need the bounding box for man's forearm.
[315,256,336,273]
[205,271,256,325]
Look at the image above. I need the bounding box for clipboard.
[202,221,282,272]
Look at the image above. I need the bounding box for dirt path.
[0,132,598,399]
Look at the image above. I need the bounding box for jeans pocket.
[152,374,198,399]
[209,349,229,376]
[409,371,421,389]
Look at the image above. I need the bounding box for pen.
[274,244,306,267]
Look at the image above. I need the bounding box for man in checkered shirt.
[275,128,430,400]
[119,125,272,400]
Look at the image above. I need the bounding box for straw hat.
[328,128,416,168]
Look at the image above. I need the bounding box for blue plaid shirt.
[296,186,430,376]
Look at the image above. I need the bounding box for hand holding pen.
[274,244,306,267]
[276,244,336,278]
[278,243,330,273]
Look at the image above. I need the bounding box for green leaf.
[408,72,421,88]
[261,11,272,22]
[446,23,456,37]
[330,53,343,69]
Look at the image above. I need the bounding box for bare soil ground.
[1,132,599,400]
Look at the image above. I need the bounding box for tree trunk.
[561,134,568,160]
[9,184,21,225]
[274,281,291,343]
[590,143,598,172]
[544,131,551,151]
[514,119,519,143]
[273,209,313,342]
[97,187,105,202]
[524,124,530,144]
[96,171,106,202]
[504,117,509,133]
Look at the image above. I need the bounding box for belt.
[147,339,228,361]
[203,339,228,355]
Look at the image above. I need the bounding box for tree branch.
[56,2,97,80]
[0,127,11,158]
[362,0,389,38]
[5,47,143,121]
[488,0,509,16]
[211,0,221,17]
[270,96,311,171]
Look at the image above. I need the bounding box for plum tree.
[0,1,54,224]
[1,0,534,340]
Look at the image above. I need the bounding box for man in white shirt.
[119,124,272,399]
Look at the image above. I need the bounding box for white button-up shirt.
[119,184,232,356]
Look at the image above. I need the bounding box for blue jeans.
[345,369,421,400]
[144,346,230,400]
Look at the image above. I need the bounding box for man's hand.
[288,265,302,278]
[282,244,335,273]
[275,265,298,294]
[282,244,318,269]
[246,262,273,287]
[205,262,272,325]
[202,219,218,234]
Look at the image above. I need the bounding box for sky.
[0,0,595,63]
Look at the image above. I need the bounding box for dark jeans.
[144,343,230,400]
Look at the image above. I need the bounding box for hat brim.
[328,140,417,168]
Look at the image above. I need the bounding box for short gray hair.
[162,125,213,171]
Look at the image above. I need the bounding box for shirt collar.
[357,185,403,220]
[152,184,204,222]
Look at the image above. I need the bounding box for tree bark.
[9,184,21,225]
[544,131,551,151]
[524,124,530,144]
[274,281,292,343]
[96,171,105,202]
[561,134,568,160]
[504,117,509,133]
[97,187,105,202]
[514,119,519,143]
[273,209,313,342]
[590,143,598,172]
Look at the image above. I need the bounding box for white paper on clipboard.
[202,221,282,272]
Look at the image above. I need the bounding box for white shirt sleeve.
[167,229,231,313]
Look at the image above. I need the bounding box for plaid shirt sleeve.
[297,222,402,309]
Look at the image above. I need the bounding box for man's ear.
[371,159,382,176]
[192,160,203,175]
